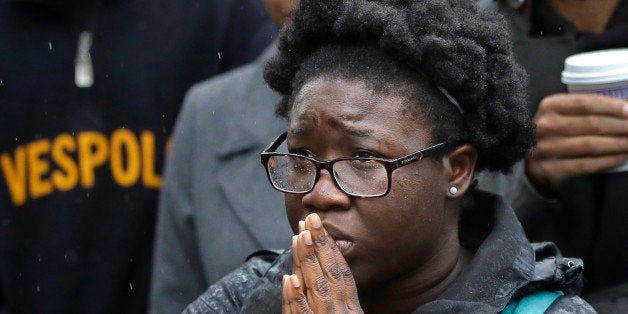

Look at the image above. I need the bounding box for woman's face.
[285,77,455,290]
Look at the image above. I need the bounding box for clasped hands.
[282,213,363,314]
[527,93,628,195]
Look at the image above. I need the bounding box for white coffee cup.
[561,48,628,173]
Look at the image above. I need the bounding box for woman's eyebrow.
[329,120,373,138]
[345,128,372,138]
[289,123,373,139]
[288,127,306,137]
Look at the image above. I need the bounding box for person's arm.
[479,93,628,240]
[149,89,206,314]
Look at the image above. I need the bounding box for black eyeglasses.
[260,132,448,198]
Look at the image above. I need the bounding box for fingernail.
[310,214,322,229]
[303,230,313,245]
[298,220,305,231]
[283,274,289,283]
[290,274,301,288]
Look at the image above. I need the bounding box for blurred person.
[148,1,296,313]
[477,0,628,308]
[183,0,595,312]
[0,0,276,312]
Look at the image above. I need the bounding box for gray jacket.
[183,192,596,314]
[149,44,294,314]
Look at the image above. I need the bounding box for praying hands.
[282,214,363,314]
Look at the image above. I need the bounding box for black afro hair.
[263,0,535,172]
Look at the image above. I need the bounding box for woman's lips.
[334,239,354,254]
[318,222,355,256]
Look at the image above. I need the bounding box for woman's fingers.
[291,235,305,296]
[282,274,312,314]
[304,214,347,310]
[306,215,343,281]
[296,230,334,313]
[304,213,362,311]
[289,214,362,312]
[282,275,293,314]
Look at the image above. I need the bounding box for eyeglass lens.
[266,155,388,197]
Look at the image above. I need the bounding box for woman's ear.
[442,144,477,199]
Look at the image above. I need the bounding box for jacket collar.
[417,191,584,312]
[416,190,535,312]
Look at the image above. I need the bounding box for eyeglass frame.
[260,132,449,198]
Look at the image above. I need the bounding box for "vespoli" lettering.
[1,129,171,207]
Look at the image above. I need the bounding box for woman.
[184,0,595,312]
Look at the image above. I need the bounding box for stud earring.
[449,186,458,195]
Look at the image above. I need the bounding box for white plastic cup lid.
[561,48,628,85]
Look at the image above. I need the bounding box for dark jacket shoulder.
[182,250,282,314]
[547,295,597,313]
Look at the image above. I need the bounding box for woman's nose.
[301,169,351,211]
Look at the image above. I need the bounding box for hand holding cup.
[526,93,628,194]
[526,49,628,195]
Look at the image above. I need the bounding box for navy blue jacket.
[0,0,275,312]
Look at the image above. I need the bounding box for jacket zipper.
[75,31,94,88]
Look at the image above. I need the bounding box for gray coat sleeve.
[149,87,208,314]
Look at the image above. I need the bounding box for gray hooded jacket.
[182,191,596,313]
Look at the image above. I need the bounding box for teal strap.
[502,291,564,314]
